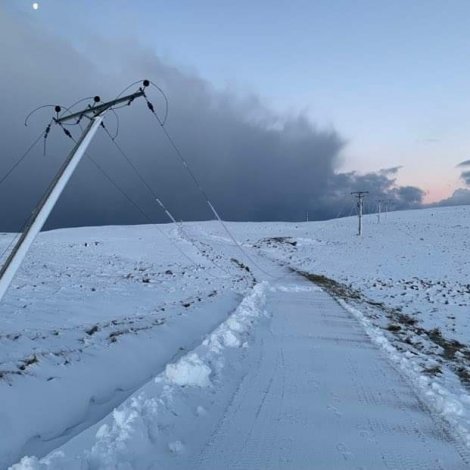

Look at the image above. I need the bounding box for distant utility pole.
[351,191,368,236]
[384,199,392,219]
[377,199,383,224]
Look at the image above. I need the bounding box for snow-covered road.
[191,279,470,469]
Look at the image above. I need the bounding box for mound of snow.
[165,353,211,387]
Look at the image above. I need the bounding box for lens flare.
[32,2,39,10]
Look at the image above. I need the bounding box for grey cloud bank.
[0,8,427,231]
[435,160,470,207]
[438,163,470,207]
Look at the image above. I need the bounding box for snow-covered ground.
[250,206,470,417]
[2,206,470,468]
[0,224,253,468]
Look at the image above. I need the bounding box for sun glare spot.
[32,2,39,10]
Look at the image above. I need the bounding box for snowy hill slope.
[0,224,253,468]
[2,205,470,468]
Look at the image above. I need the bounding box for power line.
[99,125,234,279]
[143,94,285,280]
[0,128,45,187]
[157,201,236,280]
[58,128,205,267]
[108,81,284,278]
[63,127,245,282]
[77,80,262,276]
[0,125,57,265]
[89,153,220,271]
[0,125,61,267]
[12,82,287,282]
[101,125,158,202]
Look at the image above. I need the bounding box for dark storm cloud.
[0,8,425,231]
[435,188,470,207]
[432,165,470,209]
[461,171,470,186]
[454,160,470,191]
[315,170,424,218]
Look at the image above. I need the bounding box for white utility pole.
[377,199,383,224]
[384,199,391,219]
[351,191,368,236]
[0,87,147,302]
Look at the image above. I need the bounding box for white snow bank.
[338,298,470,448]
[10,282,269,469]
[203,281,269,352]
[164,353,211,388]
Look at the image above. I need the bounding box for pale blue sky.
[8,0,470,200]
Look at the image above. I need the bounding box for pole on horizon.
[377,199,383,224]
[384,198,392,219]
[351,191,368,236]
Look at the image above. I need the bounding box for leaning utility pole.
[0,85,148,302]
[351,191,368,236]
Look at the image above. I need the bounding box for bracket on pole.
[55,90,146,124]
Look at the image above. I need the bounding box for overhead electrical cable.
[141,88,290,280]
[0,126,55,265]
[14,80,289,283]
[58,127,239,280]
[0,128,46,187]
[100,124,234,279]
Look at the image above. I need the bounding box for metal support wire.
[0,127,46,187]
[142,96,287,280]
[99,124,234,279]
[58,128,206,271]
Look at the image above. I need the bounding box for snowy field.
[2,206,470,468]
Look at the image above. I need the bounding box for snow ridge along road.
[13,274,470,469]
